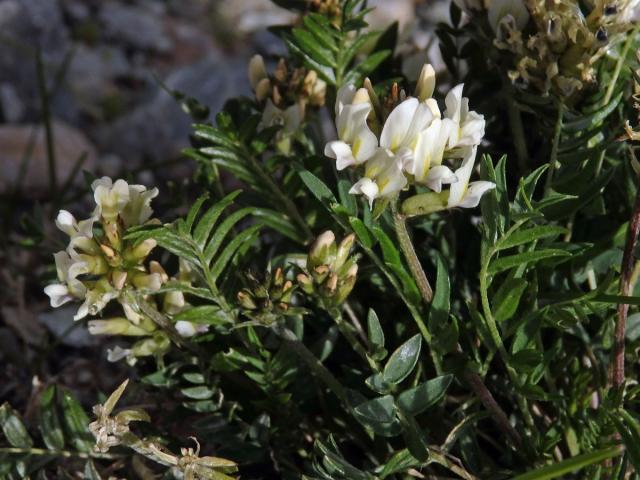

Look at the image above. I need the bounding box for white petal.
[412,119,450,182]
[380,98,419,151]
[325,141,356,170]
[425,166,458,193]
[448,146,477,207]
[107,346,131,362]
[458,111,485,146]
[44,284,72,308]
[415,64,436,102]
[444,84,464,124]
[55,210,77,236]
[335,83,356,116]
[53,251,72,282]
[337,102,371,141]
[175,320,198,337]
[488,0,530,32]
[377,163,408,198]
[349,177,379,209]
[456,181,496,208]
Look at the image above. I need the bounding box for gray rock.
[99,1,173,52]
[67,45,131,105]
[0,82,25,122]
[98,54,250,166]
[0,121,98,195]
[39,307,98,347]
[0,0,70,119]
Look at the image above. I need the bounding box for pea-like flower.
[325,64,494,213]
[325,85,378,170]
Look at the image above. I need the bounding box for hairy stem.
[612,187,640,390]
[392,204,433,303]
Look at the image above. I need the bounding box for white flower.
[324,85,377,170]
[55,210,94,239]
[444,84,486,151]
[260,99,303,135]
[349,148,407,207]
[92,177,131,222]
[107,346,132,363]
[410,119,458,192]
[44,251,87,308]
[380,97,435,154]
[487,0,529,33]
[74,281,118,321]
[175,320,209,338]
[120,184,159,228]
[447,146,496,209]
[415,63,436,102]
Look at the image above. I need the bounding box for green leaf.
[182,194,209,234]
[0,403,33,448]
[292,28,336,66]
[174,305,229,325]
[562,92,622,132]
[371,227,402,266]
[299,170,337,205]
[193,191,241,248]
[509,349,543,373]
[84,460,102,480]
[203,207,254,264]
[488,250,571,275]
[429,254,450,327]
[353,395,396,424]
[376,449,420,478]
[498,226,567,250]
[493,278,528,323]
[509,445,622,480]
[181,386,215,400]
[253,208,307,244]
[367,309,385,348]
[383,334,421,385]
[344,50,391,84]
[396,375,453,415]
[210,223,262,279]
[60,388,93,453]
[39,386,65,451]
[350,217,373,248]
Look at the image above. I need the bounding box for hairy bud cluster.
[249,55,326,154]
[297,231,358,308]
[237,267,305,324]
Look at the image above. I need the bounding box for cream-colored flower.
[488,0,529,33]
[349,148,407,207]
[444,84,486,151]
[92,177,131,222]
[410,119,458,191]
[325,84,377,170]
[447,146,496,208]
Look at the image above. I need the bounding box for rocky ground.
[0,0,449,403]
[0,0,449,195]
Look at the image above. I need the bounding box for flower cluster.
[249,55,326,154]
[237,267,302,325]
[297,231,358,308]
[44,177,207,364]
[325,64,494,211]
[480,0,639,96]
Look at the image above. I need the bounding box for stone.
[0,83,25,122]
[99,1,173,53]
[39,307,98,347]
[97,54,250,167]
[0,121,98,195]
[216,0,297,34]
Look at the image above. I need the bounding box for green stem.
[35,49,57,197]
[506,90,529,173]
[391,203,433,303]
[543,103,565,197]
[329,307,378,371]
[246,153,313,242]
[0,447,122,460]
[273,324,347,404]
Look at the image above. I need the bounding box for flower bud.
[124,239,157,262]
[415,64,436,102]
[308,231,336,270]
[255,78,272,101]
[249,54,268,90]
[88,318,151,336]
[334,233,355,271]
[352,88,370,105]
